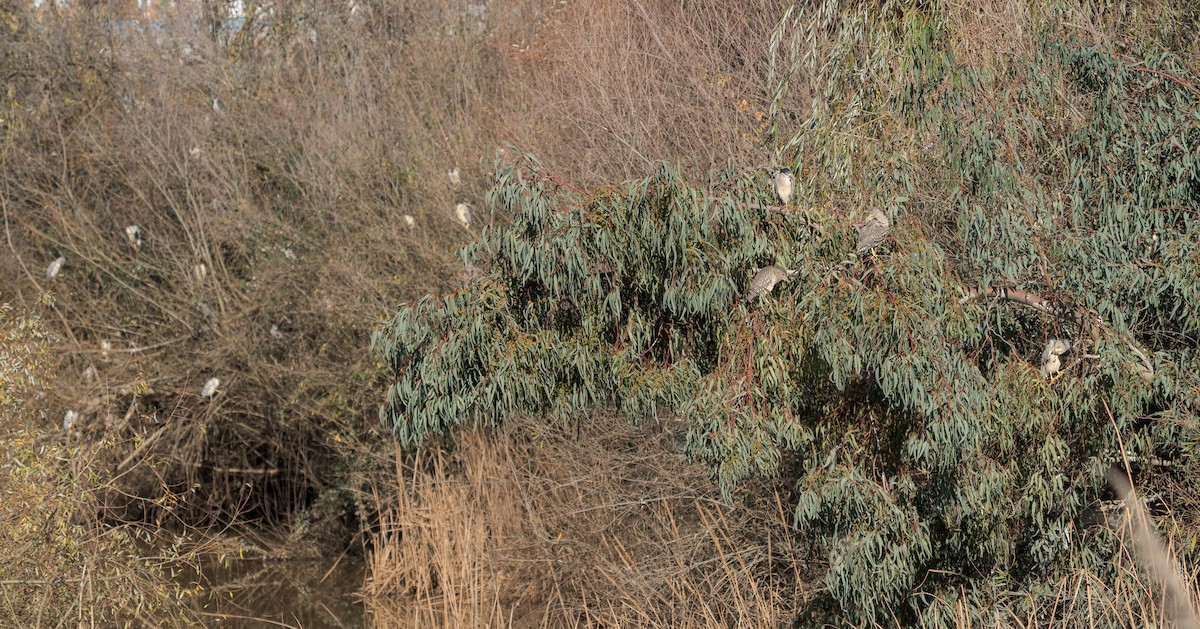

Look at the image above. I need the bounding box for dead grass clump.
[365,411,809,628]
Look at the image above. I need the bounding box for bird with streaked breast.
[747,265,799,303]
[854,209,890,255]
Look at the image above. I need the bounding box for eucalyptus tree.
[374,6,1200,625]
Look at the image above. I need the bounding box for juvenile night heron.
[197,300,217,321]
[201,377,220,400]
[125,225,143,251]
[46,256,65,280]
[854,209,891,255]
[774,168,794,205]
[1039,339,1071,379]
[747,265,799,302]
[455,202,473,228]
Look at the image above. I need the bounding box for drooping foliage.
[374,2,1200,625]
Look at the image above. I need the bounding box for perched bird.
[100,340,113,358]
[448,167,462,187]
[747,265,799,302]
[180,43,199,65]
[269,324,285,341]
[201,377,220,400]
[854,209,891,255]
[402,214,416,228]
[82,365,97,382]
[46,256,66,280]
[212,97,226,117]
[455,202,473,228]
[673,428,688,454]
[125,225,143,251]
[197,300,217,321]
[194,263,208,282]
[774,167,794,205]
[62,409,78,432]
[1039,339,1071,379]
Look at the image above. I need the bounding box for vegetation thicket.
[0,303,189,625]
[374,1,1200,624]
[2,0,1199,625]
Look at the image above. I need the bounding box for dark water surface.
[177,554,369,628]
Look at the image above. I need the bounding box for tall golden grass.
[365,412,807,628]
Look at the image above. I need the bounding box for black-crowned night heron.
[854,209,891,255]
[1039,339,1071,379]
[62,409,77,432]
[402,214,416,229]
[201,377,220,400]
[774,168,794,205]
[455,202,473,228]
[212,97,226,117]
[194,263,208,282]
[125,225,143,251]
[747,265,799,302]
[82,365,97,382]
[269,324,285,340]
[46,256,65,280]
[448,167,461,187]
[197,300,217,321]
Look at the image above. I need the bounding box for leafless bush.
[0,0,500,531]
[494,0,790,187]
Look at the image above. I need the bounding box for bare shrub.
[493,0,790,187]
[0,303,189,625]
[0,0,504,532]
